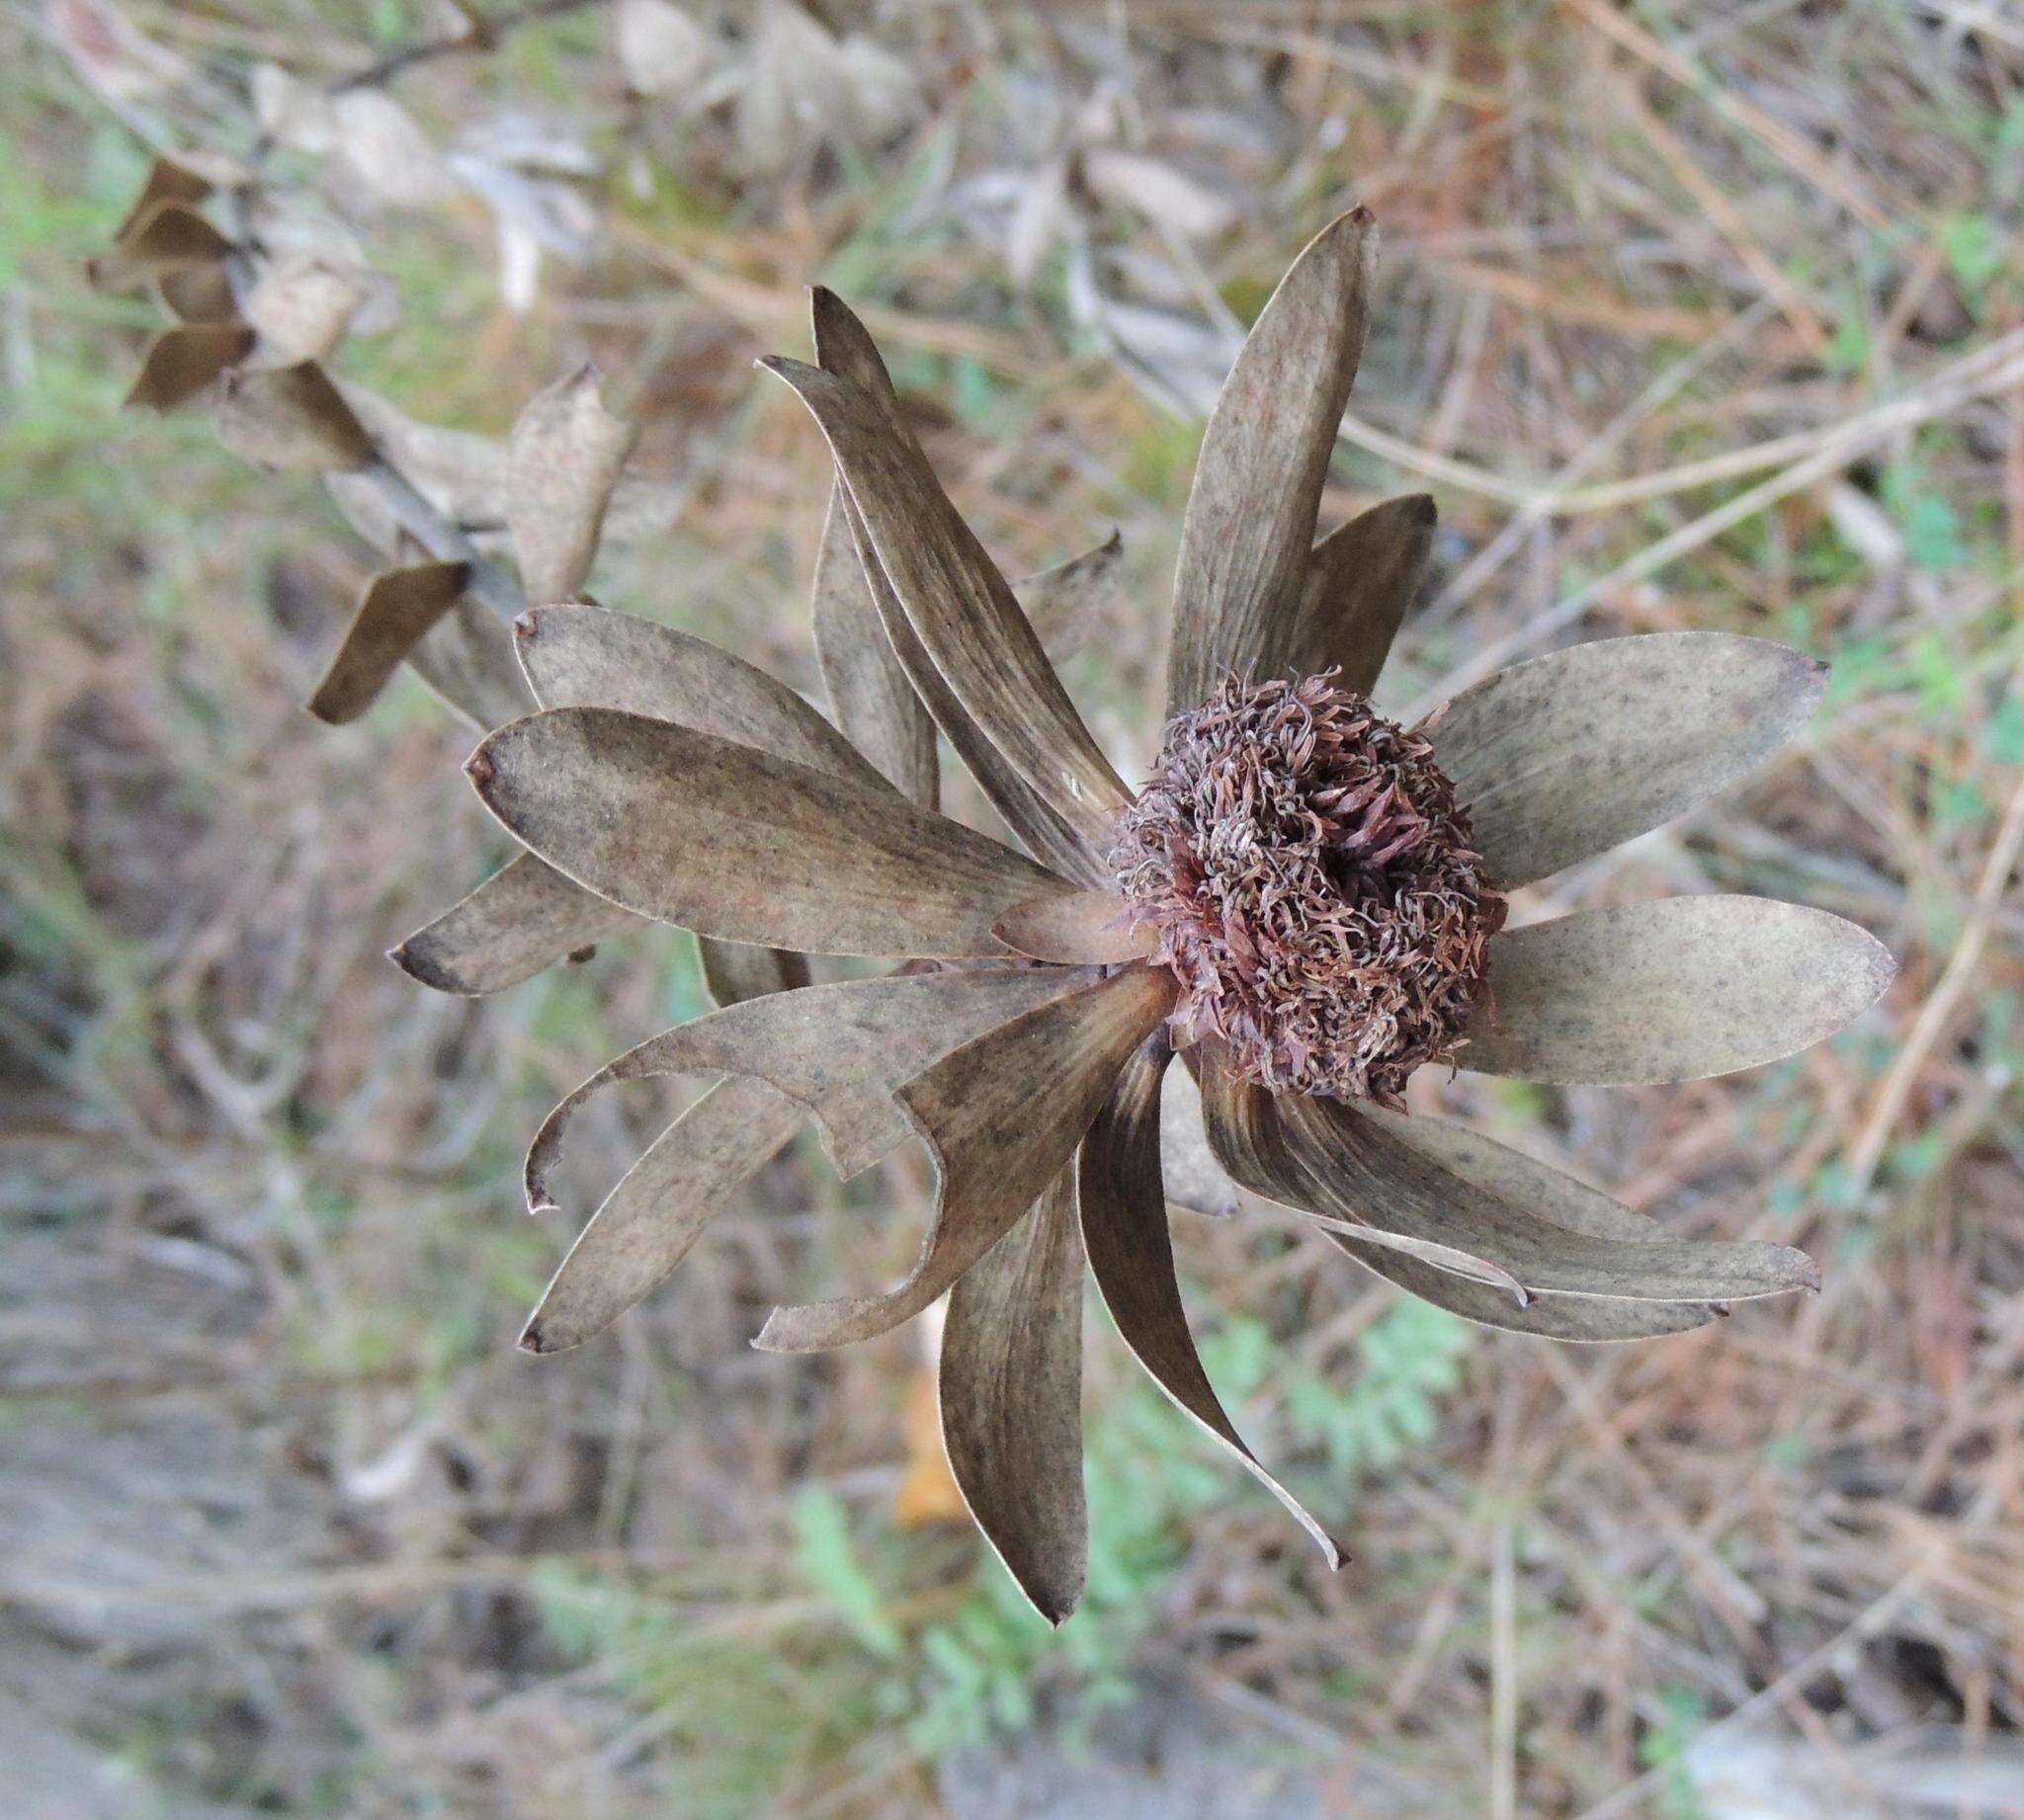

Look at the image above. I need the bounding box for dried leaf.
[615,0,709,95]
[88,201,232,290]
[1168,207,1374,713]
[802,297,1106,879]
[940,1169,1087,1623]
[1466,895,1895,1084]
[332,90,456,208]
[514,602,888,791]
[111,156,213,244]
[992,888,1153,964]
[125,323,254,412]
[1014,530,1125,662]
[1205,1069,1817,1304]
[812,482,938,809]
[154,262,237,323]
[245,253,371,365]
[506,367,638,605]
[526,965,1099,1206]
[306,559,469,723]
[468,706,1071,957]
[1310,1110,1723,1341]
[1288,494,1435,694]
[215,361,375,470]
[770,294,1131,848]
[756,963,1175,1353]
[520,1075,802,1354]
[392,851,642,996]
[1427,633,1830,887]
[1079,1047,1343,1563]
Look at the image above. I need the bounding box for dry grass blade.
[992,889,1154,964]
[1427,633,1829,888]
[306,561,469,724]
[215,362,376,471]
[467,706,1071,957]
[1467,896,1897,1084]
[1079,1046,1344,1564]
[755,964,1176,1353]
[505,367,637,605]
[390,852,641,996]
[514,602,889,791]
[1167,207,1374,711]
[524,966,1102,1208]
[1288,493,1434,693]
[519,1076,805,1356]
[941,1168,1088,1624]
[811,483,938,809]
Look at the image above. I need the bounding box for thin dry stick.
[1408,332,2024,711]
[1844,758,2024,1197]
[1421,296,1778,623]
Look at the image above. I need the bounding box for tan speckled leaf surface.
[1080,1048,1344,1565]
[467,706,1069,958]
[942,1169,1088,1624]
[306,560,468,724]
[755,963,1175,1353]
[504,367,636,605]
[1426,632,1829,887]
[1167,207,1374,711]
[1466,894,1895,1083]
[391,852,640,997]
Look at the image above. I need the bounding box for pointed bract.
[526,966,1102,1208]
[520,1077,804,1355]
[1289,493,1435,694]
[1015,531,1125,663]
[769,297,1131,848]
[1080,1048,1345,1564]
[392,852,641,997]
[506,367,637,605]
[755,964,1175,1352]
[941,1169,1088,1624]
[1167,207,1375,711]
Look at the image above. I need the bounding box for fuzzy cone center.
[1113,673,1505,1106]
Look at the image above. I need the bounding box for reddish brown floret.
[1113,673,1505,1106]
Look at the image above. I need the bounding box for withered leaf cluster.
[99,172,1896,1623]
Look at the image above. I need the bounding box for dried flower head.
[1114,672,1504,1104]
[382,211,1894,1624]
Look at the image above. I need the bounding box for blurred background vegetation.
[3,1,2022,1815]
